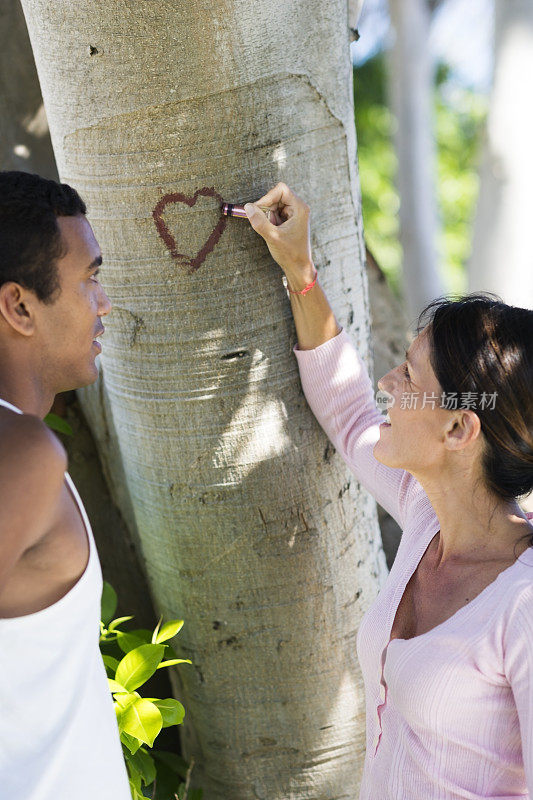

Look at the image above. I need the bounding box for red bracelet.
[286,268,318,295]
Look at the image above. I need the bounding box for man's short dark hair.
[0,171,87,303]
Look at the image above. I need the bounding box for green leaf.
[157,658,192,669]
[108,678,128,694]
[116,644,166,691]
[127,764,142,794]
[129,628,153,644]
[115,692,139,711]
[121,732,142,755]
[151,698,185,727]
[115,692,139,732]
[121,698,162,747]
[116,631,149,654]
[149,751,190,798]
[127,759,142,788]
[102,654,120,675]
[128,747,156,786]
[108,615,134,632]
[101,582,118,626]
[151,614,163,644]
[151,749,189,779]
[44,412,73,436]
[154,619,184,644]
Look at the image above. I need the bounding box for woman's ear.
[0,282,36,336]
[444,409,482,451]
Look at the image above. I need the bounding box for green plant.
[44,411,73,436]
[100,582,202,800]
[353,54,488,299]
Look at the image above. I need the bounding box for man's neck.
[0,374,54,419]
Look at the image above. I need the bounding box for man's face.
[36,214,111,392]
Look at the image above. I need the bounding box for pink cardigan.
[293,327,533,800]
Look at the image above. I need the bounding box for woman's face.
[374,326,457,475]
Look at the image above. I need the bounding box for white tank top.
[0,398,131,799]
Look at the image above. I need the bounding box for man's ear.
[0,282,36,336]
[444,409,481,451]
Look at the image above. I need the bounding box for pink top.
[293,327,533,800]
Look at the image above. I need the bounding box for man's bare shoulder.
[0,411,69,591]
[0,411,67,558]
[0,410,67,477]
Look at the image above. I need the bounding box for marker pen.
[222,203,271,221]
[222,203,247,218]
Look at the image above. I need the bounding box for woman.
[244,183,533,799]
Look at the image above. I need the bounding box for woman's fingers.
[255,182,304,219]
[244,183,313,274]
[267,208,284,226]
[254,182,292,208]
[243,203,276,236]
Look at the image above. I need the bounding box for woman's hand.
[244,183,316,284]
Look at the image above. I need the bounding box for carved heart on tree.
[152,187,228,274]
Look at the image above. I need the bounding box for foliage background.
[354,54,488,300]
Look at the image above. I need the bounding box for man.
[0,171,131,798]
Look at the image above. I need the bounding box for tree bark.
[468,0,533,310]
[349,0,366,35]
[20,1,388,796]
[0,0,57,177]
[366,247,411,569]
[48,391,157,626]
[468,0,533,514]
[0,0,155,619]
[387,0,446,323]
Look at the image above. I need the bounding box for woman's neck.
[413,469,532,565]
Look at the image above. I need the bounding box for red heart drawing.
[152,187,227,274]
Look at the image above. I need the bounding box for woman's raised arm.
[245,183,422,528]
[244,183,342,351]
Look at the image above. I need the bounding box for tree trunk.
[366,247,411,569]
[387,0,446,323]
[0,0,56,177]
[349,0,366,36]
[468,0,533,309]
[48,392,157,625]
[20,1,388,796]
[468,0,533,514]
[0,1,156,620]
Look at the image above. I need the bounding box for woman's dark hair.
[0,170,87,303]
[416,293,533,507]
